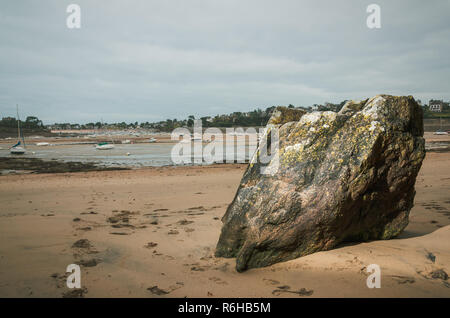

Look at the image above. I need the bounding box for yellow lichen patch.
[279,112,340,167]
[268,107,306,125]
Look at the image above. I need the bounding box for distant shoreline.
[1,132,448,175]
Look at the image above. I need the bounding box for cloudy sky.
[1,0,449,124]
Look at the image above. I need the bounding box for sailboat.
[95,119,115,150]
[10,105,26,155]
[95,142,115,150]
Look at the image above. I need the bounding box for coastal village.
[1,99,449,136]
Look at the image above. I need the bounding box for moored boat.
[95,142,115,150]
[10,105,26,155]
[10,145,26,154]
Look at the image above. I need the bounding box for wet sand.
[0,157,130,174]
[0,154,449,298]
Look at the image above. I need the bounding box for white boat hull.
[10,146,26,154]
[95,144,115,150]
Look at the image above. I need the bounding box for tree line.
[7,98,447,133]
[0,116,44,129]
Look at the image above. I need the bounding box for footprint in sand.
[147,286,169,295]
[178,219,194,225]
[390,275,415,284]
[425,251,436,263]
[107,210,137,223]
[71,239,100,258]
[145,242,158,249]
[209,277,228,285]
[51,272,70,289]
[272,286,314,296]
[81,211,98,215]
[76,258,101,267]
[417,268,449,282]
[187,212,205,215]
[430,269,448,280]
[62,287,88,298]
[346,256,363,266]
[184,262,199,266]
[148,282,184,295]
[214,263,229,272]
[72,239,92,249]
[188,206,206,211]
[111,224,136,229]
[190,265,211,272]
[263,278,280,286]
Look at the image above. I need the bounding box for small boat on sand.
[10,143,26,154]
[10,105,26,155]
[95,142,115,150]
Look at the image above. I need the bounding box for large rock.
[215,95,425,272]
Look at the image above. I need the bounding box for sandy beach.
[0,150,449,298]
[2,0,450,304]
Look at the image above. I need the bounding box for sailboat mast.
[16,104,20,140]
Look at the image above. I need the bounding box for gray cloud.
[0,0,449,123]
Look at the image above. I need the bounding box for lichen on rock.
[215,95,426,272]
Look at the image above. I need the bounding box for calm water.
[2,139,446,168]
[0,141,257,168]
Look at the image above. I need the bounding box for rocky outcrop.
[215,95,425,272]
